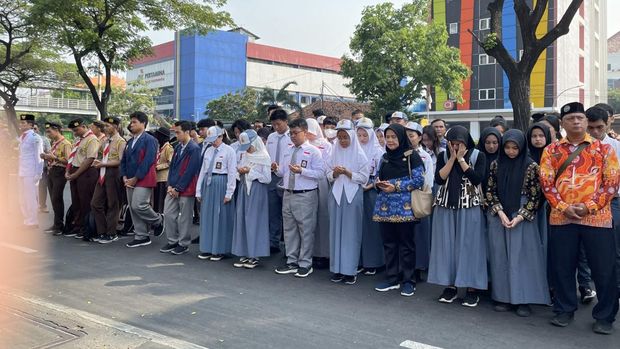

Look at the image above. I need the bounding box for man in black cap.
[154,126,173,214]
[41,122,72,234]
[17,114,44,228]
[65,118,100,239]
[90,116,126,243]
[540,101,620,334]
[531,112,546,123]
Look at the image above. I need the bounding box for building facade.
[430,0,607,135]
[127,28,355,120]
[608,31,620,89]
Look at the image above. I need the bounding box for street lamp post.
[553,84,584,112]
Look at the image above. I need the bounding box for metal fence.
[18,96,97,111]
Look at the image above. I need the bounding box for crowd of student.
[15,101,620,335]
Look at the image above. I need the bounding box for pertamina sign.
[127,60,174,89]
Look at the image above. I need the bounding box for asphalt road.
[2,205,620,349]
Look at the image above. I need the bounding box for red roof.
[247,42,341,73]
[131,41,175,66]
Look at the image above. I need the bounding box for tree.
[470,0,583,131]
[257,81,302,117]
[608,89,620,116]
[108,78,159,117]
[32,0,233,120]
[341,1,470,117]
[205,88,260,121]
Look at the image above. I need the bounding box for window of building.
[449,23,458,34]
[479,18,491,31]
[479,54,496,65]
[300,96,309,104]
[479,89,496,101]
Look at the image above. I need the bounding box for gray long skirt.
[199,175,236,254]
[428,206,488,290]
[232,179,270,258]
[313,177,331,258]
[487,197,550,305]
[414,216,431,270]
[360,188,384,268]
[329,189,363,276]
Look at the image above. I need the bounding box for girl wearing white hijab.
[231,129,272,269]
[327,119,370,284]
[356,117,386,275]
[306,118,332,266]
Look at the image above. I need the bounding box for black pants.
[91,168,123,236]
[47,166,67,229]
[152,181,167,214]
[549,224,619,323]
[380,221,417,284]
[69,167,98,233]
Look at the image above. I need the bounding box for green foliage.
[483,33,499,51]
[205,88,260,121]
[257,81,301,117]
[108,78,159,117]
[341,1,470,114]
[608,89,620,118]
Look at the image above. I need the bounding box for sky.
[145,0,620,58]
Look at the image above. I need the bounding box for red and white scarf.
[98,139,111,184]
[66,130,93,170]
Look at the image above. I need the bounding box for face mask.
[324,129,337,139]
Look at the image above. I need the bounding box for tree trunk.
[508,73,531,132]
[0,93,19,137]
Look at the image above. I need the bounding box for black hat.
[103,116,121,125]
[20,114,35,122]
[560,102,585,118]
[155,126,170,139]
[45,122,62,130]
[68,118,85,128]
[531,113,546,122]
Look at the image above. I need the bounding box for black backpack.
[117,203,134,235]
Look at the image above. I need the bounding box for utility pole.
[320,81,324,110]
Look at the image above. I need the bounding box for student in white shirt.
[274,118,325,278]
[196,126,237,261]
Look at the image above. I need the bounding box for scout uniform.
[18,114,44,227]
[90,116,126,242]
[45,122,72,233]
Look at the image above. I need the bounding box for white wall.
[245,60,355,98]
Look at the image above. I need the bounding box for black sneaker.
[99,235,119,244]
[243,258,259,269]
[592,320,614,335]
[197,253,212,260]
[400,282,416,297]
[159,243,178,253]
[53,230,64,236]
[44,226,59,233]
[439,287,458,303]
[92,234,105,242]
[126,238,151,248]
[344,275,357,285]
[330,273,344,283]
[171,245,189,255]
[234,258,249,268]
[516,304,532,317]
[363,268,377,276]
[275,264,299,275]
[493,302,511,312]
[294,267,313,278]
[192,216,200,225]
[74,234,84,239]
[63,228,78,237]
[550,313,574,327]
[153,215,165,237]
[356,266,365,274]
[209,254,223,261]
[579,286,596,304]
[462,290,479,307]
[375,280,400,292]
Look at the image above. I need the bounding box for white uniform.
[18,129,44,226]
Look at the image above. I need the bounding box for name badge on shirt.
[215,162,222,170]
[301,160,308,168]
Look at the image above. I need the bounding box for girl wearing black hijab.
[428,126,487,307]
[372,124,425,297]
[153,127,173,214]
[477,127,502,193]
[485,129,549,317]
[526,122,552,164]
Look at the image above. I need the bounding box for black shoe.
[344,275,357,285]
[330,273,344,283]
[243,258,259,269]
[63,229,78,237]
[53,230,63,236]
[356,266,365,274]
[44,225,59,233]
[234,258,249,268]
[171,245,189,255]
[126,238,152,248]
[592,320,614,335]
[550,313,574,327]
[98,235,119,244]
[197,253,212,260]
[192,216,200,225]
[92,234,105,242]
[516,304,532,317]
[493,302,511,312]
[375,280,400,292]
[159,242,178,253]
[579,286,596,304]
[294,267,313,278]
[74,234,84,239]
[153,215,165,237]
[363,268,377,276]
[209,254,223,261]
[462,290,479,307]
[400,282,416,297]
[275,264,299,275]
[191,236,200,244]
[438,287,458,303]
[270,246,281,254]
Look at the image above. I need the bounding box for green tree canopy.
[108,78,159,117]
[341,1,470,116]
[205,88,260,121]
[257,81,301,118]
[31,0,233,119]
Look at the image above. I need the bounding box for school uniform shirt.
[602,135,620,196]
[196,143,237,200]
[416,147,434,188]
[18,129,44,177]
[276,141,325,191]
[156,142,174,182]
[49,137,72,168]
[120,132,158,188]
[266,131,292,172]
[71,133,99,168]
[168,140,201,196]
[104,133,126,163]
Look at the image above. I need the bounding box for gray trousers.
[164,195,194,247]
[127,187,161,240]
[282,190,318,268]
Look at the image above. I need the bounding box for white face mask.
[324,129,337,139]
